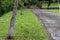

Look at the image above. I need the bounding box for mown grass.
[48,9,60,14]
[0,9,47,40]
[42,3,58,8]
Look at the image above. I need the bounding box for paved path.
[32,9,60,40]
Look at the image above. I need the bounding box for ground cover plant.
[0,9,47,40]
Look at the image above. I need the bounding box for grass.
[0,9,47,40]
[48,9,60,14]
[42,3,58,8]
[49,3,58,8]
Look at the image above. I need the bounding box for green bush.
[0,0,13,16]
[0,0,40,16]
[0,0,39,16]
[0,0,21,16]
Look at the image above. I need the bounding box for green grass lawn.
[0,9,47,40]
[42,3,58,8]
[48,9,60,14]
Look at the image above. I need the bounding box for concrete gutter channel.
[31,9,60,40]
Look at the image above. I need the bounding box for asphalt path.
[32,9,60,40]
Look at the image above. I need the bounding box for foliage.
[0,9,47,40]
[0,0,14,16]
[0,0,58,16]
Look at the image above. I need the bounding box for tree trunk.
[7,0,18,39]
[57,0,60,9]
[20,3,24,15]
[20,0,25,15]
[48,1,51,9]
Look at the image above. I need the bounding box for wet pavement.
[32,9,60,40]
